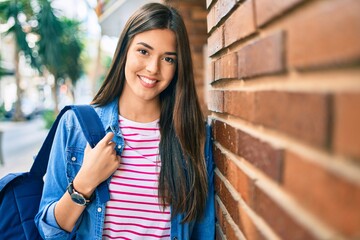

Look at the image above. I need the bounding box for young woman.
[36,2,215,239]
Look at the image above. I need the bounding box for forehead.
[130,29,177,52]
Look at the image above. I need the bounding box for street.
[0,117,49,178]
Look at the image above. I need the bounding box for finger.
[113,156,120,162]
[84,143,91,154]
[102,132,115,144]
[113,156,121,165]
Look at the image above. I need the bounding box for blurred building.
[96,0,160,38]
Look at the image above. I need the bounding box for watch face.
[71,193,87,206]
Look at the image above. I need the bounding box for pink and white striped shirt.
[102,116,170,240]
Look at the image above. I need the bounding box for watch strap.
[67,181,94,206]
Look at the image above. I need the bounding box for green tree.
[0,0,40,121]
[0,0,86,116]
[35,1,85,113]
[35,0,64,113]
[58,18,85,103]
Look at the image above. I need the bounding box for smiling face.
[122,28,177,106]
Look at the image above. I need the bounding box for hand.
[73,132,120,197]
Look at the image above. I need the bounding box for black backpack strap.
[29,105,105,177]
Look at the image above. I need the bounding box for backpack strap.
[71,105,105,148]
[70,105,110,203]
[30,105,105,176]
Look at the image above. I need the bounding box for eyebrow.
[137,42,177,56]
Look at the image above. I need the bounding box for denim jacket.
[35,99,215,240]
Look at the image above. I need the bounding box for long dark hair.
[92,2,207,222]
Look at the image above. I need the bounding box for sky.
[51,0,101,37]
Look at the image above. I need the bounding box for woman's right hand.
[72,132,120,198]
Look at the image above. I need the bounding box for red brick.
[236,129,283,182]
[213,59,221,80]
[207,6,216,32]
[224,91,256,121]
[208,26,224,56]
[212,119,284,181]
[287,0,360,69]
[208,90,224,113]
[224,0,256,47]
[213,147,227,184]
[223,90,331,148]
[215,174,241,225]
[283,151,360,237]
[213,145,255,205]
[255,0,305,26]
[333,93,360,160]
[209,61,215,83]
[214,52,238,81]
[237,31,286,79]
[213,120,237,154]
[215,173,267,240]
[254,91,330,148]
[215,200,242,240]
[214,0,237,26]
[254,184,318,240]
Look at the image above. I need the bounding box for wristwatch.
[67,181,93,206]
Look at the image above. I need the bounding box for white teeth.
[140,76,156,84]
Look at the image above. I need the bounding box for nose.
[146,57,159,74]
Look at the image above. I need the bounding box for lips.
[139,75,158,88]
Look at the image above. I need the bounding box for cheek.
[163,66,176,81]
[125,60,140,81]
[125,53,144,73]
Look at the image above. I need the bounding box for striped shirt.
[102,116,171,239]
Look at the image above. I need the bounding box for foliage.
[0,0,87,116]
[0,103,6,120]
[34,1,85,87]
[35,0,64,78]
[97,55,112,87]
[0,0,40,70]
[58,18,85,86]
[41,109,55,129]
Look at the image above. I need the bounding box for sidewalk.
[0,117,48,178]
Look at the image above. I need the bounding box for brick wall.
[207,0,360,239]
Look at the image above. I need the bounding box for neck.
[119,94,161,123]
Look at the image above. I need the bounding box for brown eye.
[138,49,148,55]
[163,57,176,64]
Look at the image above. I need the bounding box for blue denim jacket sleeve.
[191,123,216,239]
[35,111,84,240]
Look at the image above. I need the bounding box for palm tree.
[1,0,86,115]
[35,1,86,113]
[58,17,85,103]
[0,0,40,121]
[35,0,64,113]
